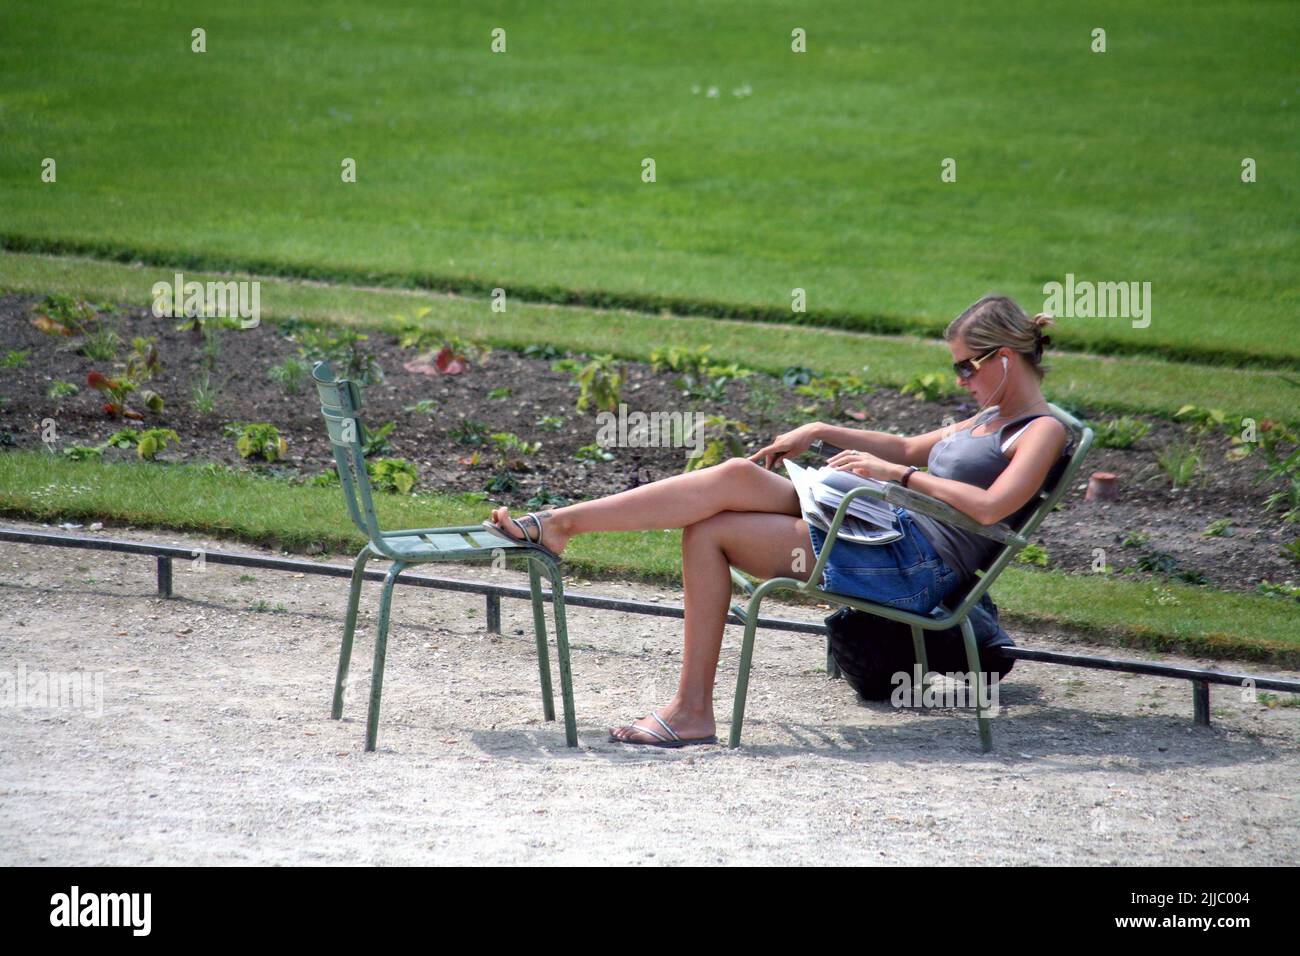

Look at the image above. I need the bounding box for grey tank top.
[908,405,1073,589]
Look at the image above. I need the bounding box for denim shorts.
[807,507,961,614]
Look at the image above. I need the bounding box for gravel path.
[1,520,1296,865]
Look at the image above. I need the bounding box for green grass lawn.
[2,451,1298,665]
[2,1,1296,366]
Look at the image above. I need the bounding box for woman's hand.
[748,423,821,470]
[827,448,904,482]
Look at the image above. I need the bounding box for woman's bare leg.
[488,457,800,554]
[609,510,815,743]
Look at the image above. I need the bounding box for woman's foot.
[608,703,717,747]
[487,506,571,557]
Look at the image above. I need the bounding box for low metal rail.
[3,526,1296,726]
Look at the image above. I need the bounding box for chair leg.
[826,634,841,679]
[333,546,372,720]
[729,589,766,747]
[541,560,578,748]
[527,559,556,722]
[365,561,406,753]
[959,617,993,753]
[911,625,932,695]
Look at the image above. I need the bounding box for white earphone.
[975,351,1012,416]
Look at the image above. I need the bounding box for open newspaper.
[783,459,902,545]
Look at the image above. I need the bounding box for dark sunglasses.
[952,348,1000,380]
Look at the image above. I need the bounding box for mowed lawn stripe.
[1,1,1295,364]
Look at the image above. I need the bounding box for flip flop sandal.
[608,710,718,748]
[481,510,562,563]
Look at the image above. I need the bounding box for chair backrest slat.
[312,361,397,557]
[943,402,1093,619]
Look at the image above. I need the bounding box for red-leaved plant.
[86,371,144,420]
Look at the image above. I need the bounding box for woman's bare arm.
[894,417,1069,524]
[814,412,983,467]
[810,422,910,463]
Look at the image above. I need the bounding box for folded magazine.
[783,459,903,545]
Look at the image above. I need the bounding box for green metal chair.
[311,360,577,752]
[727,403,1093,751]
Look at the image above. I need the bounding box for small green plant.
[1264,477,1300,525]
[487,386,512,400]
[80,325,120,361]
[136,428,180,461]
[485,470,519,493]
[191,373,220,414]
[47,381,79,400]
[1135,549,1178,575]
[202,319,231,370]
[1201,518,1233,537]
[796,372,874,419]
[294,324,384,385]
[527,484,568,508]
[33,293,101,334]
[1282,538,1300,566]
[225,422,289,462]
[391,306,436,342]
[361,421,396,457]
[87,429,175,463]
[310,467,341,488]
[1,350,30,369]
[747,376,785,428]
[1121,538,1210,585]
[575,442,615,464]
[535,414,565,431]
[268,357,310,396]
[62,445,103,461]
[1227,419,1300,522]
[1120,530,1150,549]
[900,372,955,403]
[403,398,439,414]
[782,366,815,388]
[1256,692,1300,709]
[573,354,625,413]
[683,416,750,472]
[523,343,564,361]
[396,311,489,352]
[126,337,160,383]
[1255,579,1300,601]
[368,458,418,494]
[1092,416,1151,449]
[650,344,753,402]
[1174,404,1227,436]
[1157,441,1201,488]
[490,431,541,469]
[1227,418,1298,470]
[86,371,140,419]
[102,428,141,450]
[450,418,492,446]
[651,344,712,380]
[1016,543,1049,567]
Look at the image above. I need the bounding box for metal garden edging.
[2,526,1296,727]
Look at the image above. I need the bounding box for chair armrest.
[800,441,1025,546]
[822,483,1028,548]
[878,484,1027,547]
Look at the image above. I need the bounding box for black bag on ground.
[825,606,1016,701]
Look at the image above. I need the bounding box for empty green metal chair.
[727,403,1093,751]
[311,360,576,751]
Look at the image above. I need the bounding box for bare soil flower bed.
[1,293,1296,593]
